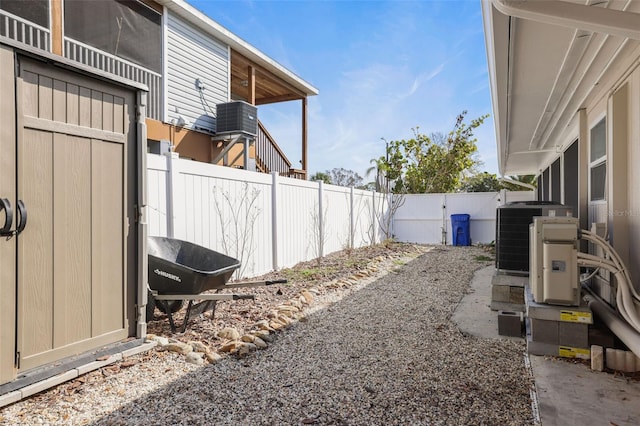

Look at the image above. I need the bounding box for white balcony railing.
[64,38,162,120]
[0,10,50,51]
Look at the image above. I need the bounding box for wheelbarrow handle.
[266,279,287,285]
[233,294,255,300]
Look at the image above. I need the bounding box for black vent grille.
[216,101,258,135]
[495,202,571,273]
[495,207,541,272]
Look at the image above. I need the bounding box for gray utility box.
[216,101,258,136]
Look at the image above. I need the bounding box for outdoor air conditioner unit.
[216,101,258,136]
[530,216,580,306]
[495,201,573,273]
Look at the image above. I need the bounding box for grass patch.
[281,266,338,282]
[474,255,493,262]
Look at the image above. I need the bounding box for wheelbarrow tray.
[148,236,241,295]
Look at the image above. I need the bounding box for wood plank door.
[15,57,137,372]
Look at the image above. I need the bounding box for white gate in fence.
[393,191,535,245]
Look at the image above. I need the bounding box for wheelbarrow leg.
[158,300,178,333]
[181,300,195,334]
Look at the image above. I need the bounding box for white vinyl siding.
[166,12,228,134]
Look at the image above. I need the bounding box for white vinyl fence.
[393,191,535,245]
[147,153,388,278]
[147,153,535,277]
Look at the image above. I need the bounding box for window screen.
[563,140,578,215]
[590,118,606,162]
[64,0,161,72]
[542,168,550,201]
[590,162,606,201]
[0,0,49,28]
[551,158,561,203]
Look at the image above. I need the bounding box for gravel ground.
[0,246,534,425]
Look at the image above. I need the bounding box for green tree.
[309,171,331,184]
[311,168,364,188]
[327,167,364,188]
[373,111,488,194]
[460,172,502,192]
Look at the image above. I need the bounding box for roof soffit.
[485,0,640,175]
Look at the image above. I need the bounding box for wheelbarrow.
[147,236,285,332]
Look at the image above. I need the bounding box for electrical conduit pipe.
[583,293,640,359]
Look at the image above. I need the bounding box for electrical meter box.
[530,216,580,306]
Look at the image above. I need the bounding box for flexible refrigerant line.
[576,230,640,333]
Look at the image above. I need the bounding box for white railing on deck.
[0,11,50,51]
[64,38,162,120]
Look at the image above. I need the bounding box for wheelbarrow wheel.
[155,299,184,315]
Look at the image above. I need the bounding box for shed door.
[16,57,136,371]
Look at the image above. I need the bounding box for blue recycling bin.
[451,214,471,246]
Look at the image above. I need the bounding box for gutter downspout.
[491,0,640,41]
[584,293,640,359]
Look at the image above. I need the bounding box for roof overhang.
[482,0,640,176]
[156,0,319,104]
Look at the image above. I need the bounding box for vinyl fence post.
[372,190,377,245]
[165,151,180,238]
[499,189,507,206]
[271,172,279,270]
[350,187,355,249]
[318,181,324,258]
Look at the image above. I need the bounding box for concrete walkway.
[453,266,640,426]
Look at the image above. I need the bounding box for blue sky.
[192,0,498,181]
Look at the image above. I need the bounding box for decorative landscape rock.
[253,330,272,342]
[188,341,210,353]
[146,334,169,347]
[205,352,222,363]
[220,341,240,353]
[301,290,314,304]
[252,337,268,349]
[241,334,256,343]
[165,342,193,355]
[277,305,299,313]
[269,321,284,331]
[185,352,205,365]
[237,342,257,356]
[217,327,240,341]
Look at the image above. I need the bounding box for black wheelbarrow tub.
[148,236,241,295]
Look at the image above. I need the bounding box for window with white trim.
[589,118,606,201]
